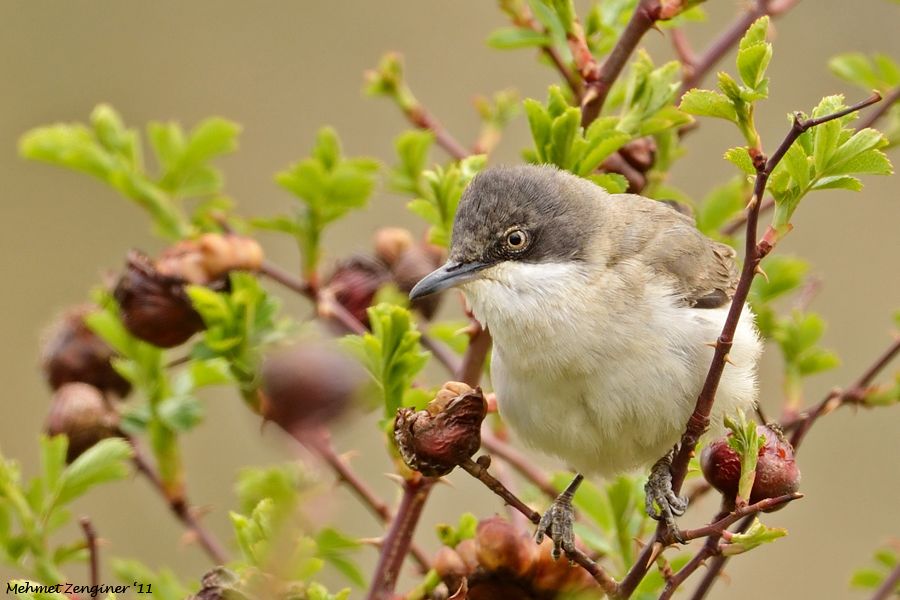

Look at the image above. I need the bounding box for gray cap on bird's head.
[409,164,604,299]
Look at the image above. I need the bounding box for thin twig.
[688,514,757,600]
[302,430,432,572]
[674,492,801,544]
[856,84,900,131]
[787,335,900,449]
[868,557,900,600]
[80,517,99,592]
[406,106,471,161]
[481,430,559,499]
[581,0,661,127]
[258,259,369,335]
[456,322,492,387]
[127,437,229,564]
[459,456,541,524]
[505,4,583,100]
[365,475,436,600]
[721,198,774,238]
[457,455,620,595]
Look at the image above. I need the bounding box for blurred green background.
[2,2,899,598]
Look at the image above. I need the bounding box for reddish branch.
[456,322,492,387]
[580,0,661,127]
[79,517,99,592]
[855,83,900,131]
[616,92,882,599]
[365,474,436,600]
[302,430,432,572]
[869,557,900,600]
[258,259,368,335]
[786,335,900,449]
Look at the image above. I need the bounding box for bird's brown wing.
[641,214,740,309]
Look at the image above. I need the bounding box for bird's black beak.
[409,261,489,299]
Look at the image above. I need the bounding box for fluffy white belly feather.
[461,260,761,477]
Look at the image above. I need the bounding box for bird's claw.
[644,450,688,544]
[536,473,583,561]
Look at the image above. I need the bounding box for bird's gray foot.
[644,450,688,543]
[536,473,583,561]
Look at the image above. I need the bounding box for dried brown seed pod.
[391,244,445,319]
[454,538,480,573]
[197,233,263,280]
[46,382,119,462]
[373,227,415,266]
[40,305,131,398]
[323,254,391,326]
[114,250,207,348]
[259,342,364,431]
[434,546,470,594]
[393,383,487,477]
[475,516,535,579]
[701,424,801,509]
[617,136,657,172]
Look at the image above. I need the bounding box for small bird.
[409,164,762,554]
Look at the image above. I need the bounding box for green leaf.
[548,108,581,168]
[587,172,629,193]
[54,438,133,507]
[157,395,205,432]
[736,22,772,90]
[680,90,738,122]
[524,99,552,163]
[724,147,756,175]
[251,214,302,236]
[39,435,67,500]
[390,130,434,195]
[782,142,810,192]
[486,27,553,49]
[148,121,187,173]
[723,412,764,502]
[850,568,887,590]
[186,284,232,326]
[825,128,891,173]
[342,304,429,421]
[812,95,844,173]
[695,177,749,236]
[721,518,786,556]
[810,175,863,191]
[749,255,809,303]
[182,117,241,168]
[316,527,365,587]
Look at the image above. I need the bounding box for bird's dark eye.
[505,228,527,250]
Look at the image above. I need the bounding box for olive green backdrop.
[2,2,899,598]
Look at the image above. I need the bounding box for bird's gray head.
[409,164,604,299]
